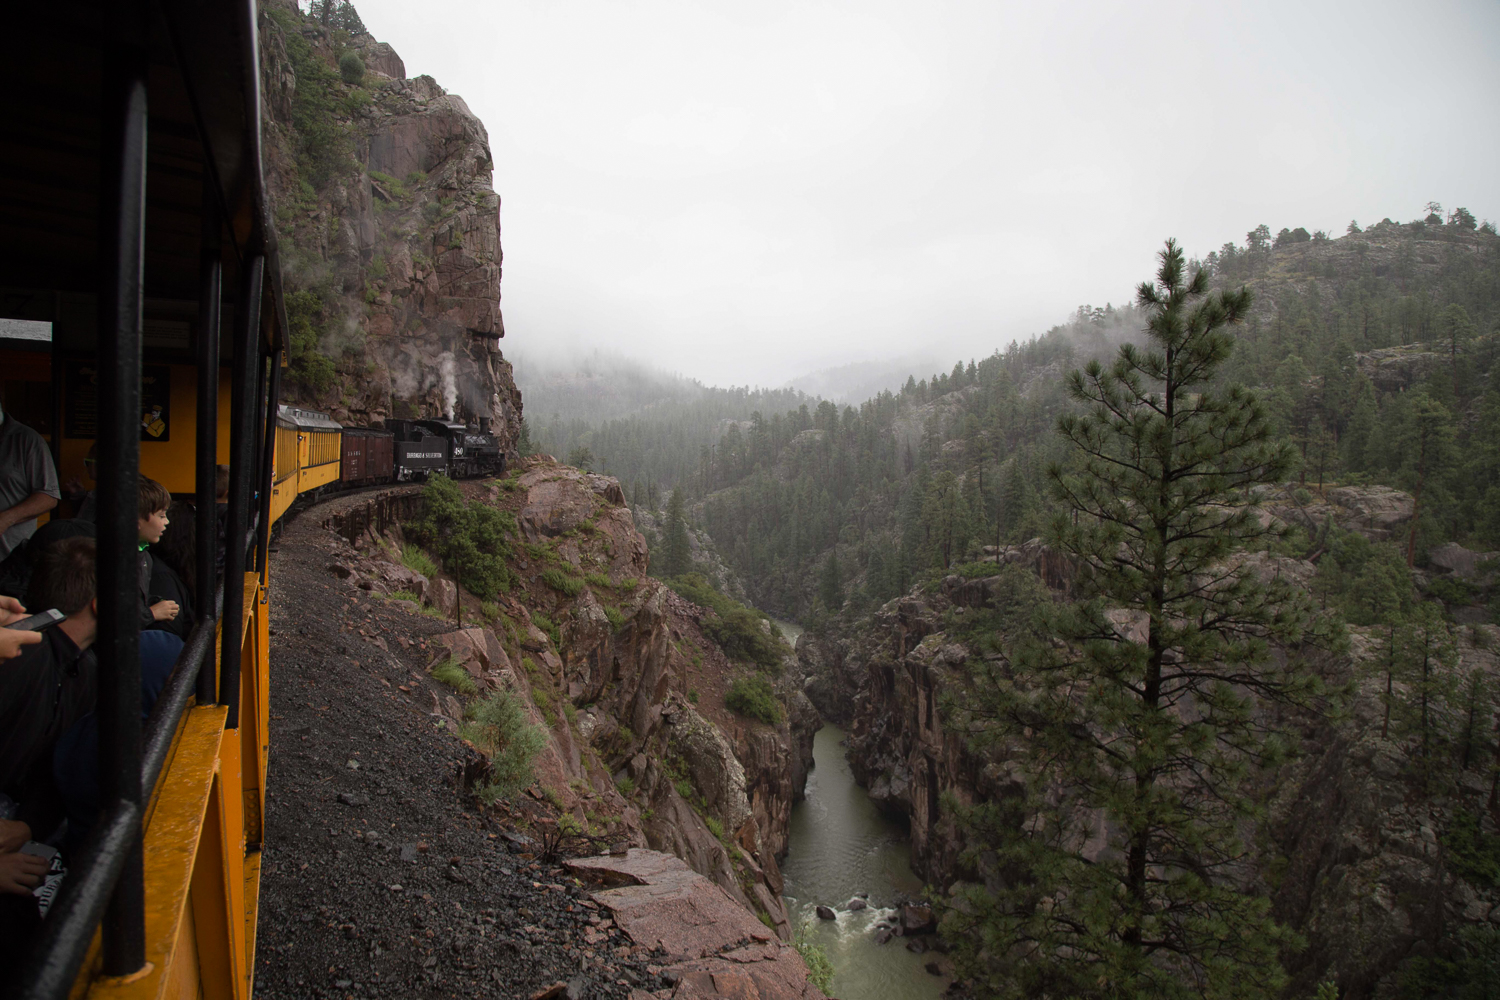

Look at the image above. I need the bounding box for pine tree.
[1391,601,1460,782]
[334,0,367,33]
[818,549,843,611]
[1394,391,1457,565]
[661,488,692,577]
[947,240,1324,998]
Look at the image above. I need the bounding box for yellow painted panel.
[57,367,234,497]
[297,460,339,494]
[87,705,227,1000]
[164,892,204,1000]
[241,852,262,998]
[267,480,296,528]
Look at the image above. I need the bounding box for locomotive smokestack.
[479,417,491,434]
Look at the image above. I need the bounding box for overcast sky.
[348,0,1500,388]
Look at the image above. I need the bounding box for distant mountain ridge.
[782,355,939,404]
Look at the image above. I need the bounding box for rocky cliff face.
[325,463,819,939]
[799,485,1500,995]
[258,1,522,454]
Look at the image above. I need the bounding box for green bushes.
[404,475,516,598]
[726,675,782,725]
[531,685,557,727]
[275,16,354,185]
[375,170,417,200]
[584,571,613,588]
[1446,811,1500,888]
[666,573,787,671]
[430,656,475,696]
[795,934,835,994]
[460,690,547,804]
[338,52,365,84]
[541,567,584,597]
[531,613,561,648]
[400,544,438,579]
[604,605,625,630]
[284,288,338,391]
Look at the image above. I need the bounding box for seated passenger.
[0,516,95,602]
[146,500,196,639]
[0,538,99,841]
[52,630,183,849]
[137,477,180,630]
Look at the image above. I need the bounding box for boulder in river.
[873,928,893,945]
[925,962,943,977]
[816,905,837,921]
[905,938,929,954]
[846,897,867,911]
[901,903,936,934]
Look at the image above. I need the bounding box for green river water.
[771,619,948,999]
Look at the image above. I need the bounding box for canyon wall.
[797,490,1500,996]
[326,462,819,939]
[259,2,522,455]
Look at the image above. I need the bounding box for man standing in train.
[0,388,59,562]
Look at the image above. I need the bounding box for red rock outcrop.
[566,850,826,1000]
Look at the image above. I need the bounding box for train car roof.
[1,1,288,358]
[278,405,342,432]
[343,425,394,438]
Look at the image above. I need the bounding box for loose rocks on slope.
[254,506,669,1000]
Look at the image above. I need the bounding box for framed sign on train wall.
[64,361,172,441]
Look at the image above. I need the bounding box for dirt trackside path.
[253,494,667,1000]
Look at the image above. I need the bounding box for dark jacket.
[145,556,194,639]
[0,627,96,836]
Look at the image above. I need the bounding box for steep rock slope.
[258,1,522,452]
[324,462,819,939]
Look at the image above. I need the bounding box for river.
[780,724,949,999]
[770,618,946,998]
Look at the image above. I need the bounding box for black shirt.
[0,627,95,834]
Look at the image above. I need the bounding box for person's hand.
[0,628,41,661]
[64,477,83,495]
[0,820,30,854]
[0,596,26,627]
[0,852,49,895]
[151,600,180,622]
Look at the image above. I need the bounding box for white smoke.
[438,352,458,420]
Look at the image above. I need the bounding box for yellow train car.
[268,407,346,526]
[287,407,343,497]
[3,2,288,998]
[270,411,302,528]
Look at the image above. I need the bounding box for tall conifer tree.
[947,240,1325,998]
[661,488,692,578]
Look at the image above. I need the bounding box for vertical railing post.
[194,185,222,706]
[96,0,149,975]
[221,255,262,729]
[257,349,283,580]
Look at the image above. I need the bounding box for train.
[269,408,506,525]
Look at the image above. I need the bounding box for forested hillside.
[685,211,1500,618]
[515,352,810,494]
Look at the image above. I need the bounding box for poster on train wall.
[64,361,171,441]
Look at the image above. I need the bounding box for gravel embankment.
[253,498,669,1000]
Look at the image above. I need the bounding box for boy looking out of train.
[137,478,179,627]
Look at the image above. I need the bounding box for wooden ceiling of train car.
[0,1,287,357]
